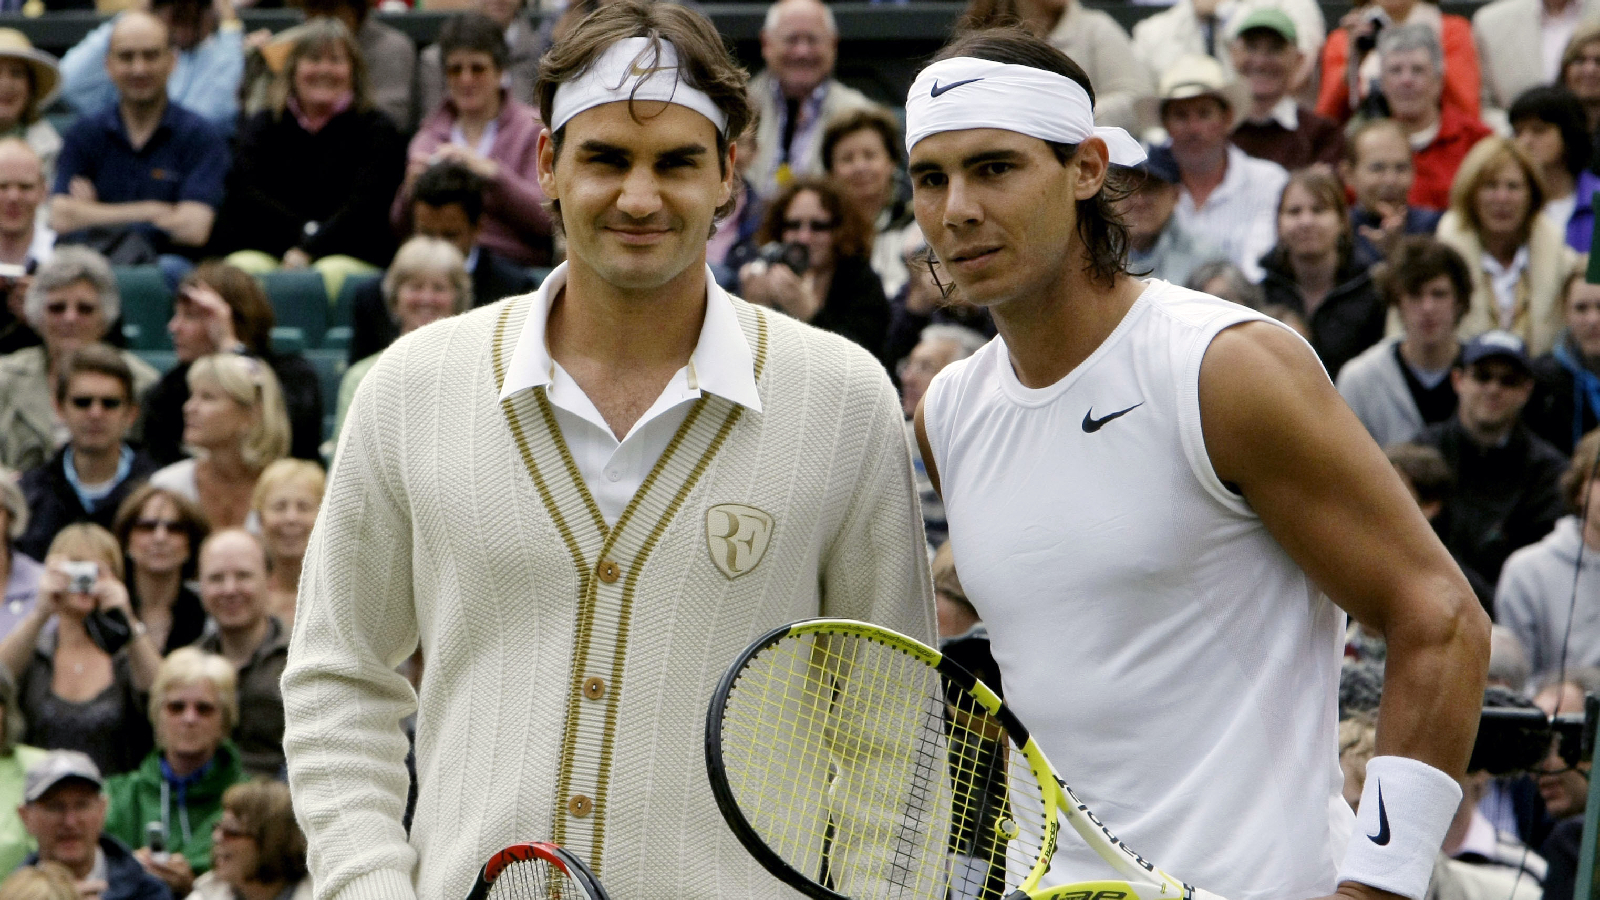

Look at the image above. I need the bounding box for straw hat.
[0,30,60,111]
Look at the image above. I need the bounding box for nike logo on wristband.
[1368,783,1391,845]
[1082,403,1143,433]
[930,78,983,97]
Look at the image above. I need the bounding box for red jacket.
[1409,105,1493,212]
[1317,15,1481,126]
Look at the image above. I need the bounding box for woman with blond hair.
[0,862,79,900]
[191,781,310,900]
[250,461,324,629]
[0,472,41,639]
[1561,22,1600,133]
[149,354,291,533]
[1435,136,1580,356]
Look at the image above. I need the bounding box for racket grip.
[1023,879,1230,900]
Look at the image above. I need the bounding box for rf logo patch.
[706,504,774,580]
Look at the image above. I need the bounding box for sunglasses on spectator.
[1467,368,1530,389]
[45,302,99,317]
[782,218,835,233]
[164,699,219,717]
[132,518,183,535]
[67,395,125,411]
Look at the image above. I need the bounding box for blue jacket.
[1565,168,1600,254]
[24,833,173,900]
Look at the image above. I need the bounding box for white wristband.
[1337,756,1462,900]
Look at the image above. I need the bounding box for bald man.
[51,12,229,284]
[747,0,872,198]
[0,139,53,271]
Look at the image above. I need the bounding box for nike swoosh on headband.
[930,77,984,97]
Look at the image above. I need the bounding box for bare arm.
[152,201,216,247]
[0,602,49,681]
[913,397,941,499]
[50,196,172,234]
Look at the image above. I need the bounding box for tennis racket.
[705,618,1227,900]
[464,841,610,900]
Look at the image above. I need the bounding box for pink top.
[393,93,553,266]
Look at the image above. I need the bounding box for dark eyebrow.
[576,140,629,157]
[575,140,711,161]
[909,148,1030,178]
[658,144,710,162]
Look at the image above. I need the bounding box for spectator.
[104,649,246,898]
[1316,0,1481,127]
[148,353,290,533]
[51,13,228,284]
[16,345,159,561]
[0,140,55,278]
[739,176,890,360]
[0,33,62,191]
[296,0,415,130]
[189,781,308,900]
[417,0,539,118]
[1160,55,1287,282]
[0,862,77,900]
[336,238,471,441]
[1257,169,1385,378]
[194,530,287,779]
[881,227,996,373]
[1487,624,1532,692]
[1377,24,1493,214]
[0,525,159,776]
[1437,695,1548,900]
[1531,670,1598,900]
[1133,0,1325,104]
[17,751,170,900]
[820,106,915,299]
[1510,86,1600,253]
[0,667,46,875]
[1473,0,1600,131]
[1531,273,1600,454]
[211,18,406,275]
[931,541,1000,689]
[393,14,551,268]
[901,325,985,549]
[1117,145,1222,286]
[1339,236,1470,446]
[1228,9,1344,171]
[111,485,207,656]
[0,475,41,639]
[1437,136,1580,356]
[1559,22,1600,133]
[58,0,243,131]
[746,0,872,199]
[1417,330,1568,585]
[1342,119,1443,263]
[350,163,536,364]
[249,460,322,630]
[0,249,159,473]
[1386,442,1496,609]
[708,113,765,285]
[962,0,1147,134]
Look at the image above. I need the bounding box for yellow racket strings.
[720,631,1051,900]
[486,857,585,900]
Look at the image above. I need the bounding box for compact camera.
[757,241,810,276]
[62,561,98,595]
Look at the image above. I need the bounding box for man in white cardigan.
[281,4,936,899]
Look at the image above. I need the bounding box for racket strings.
[719,632,1050,900]
[485,857,586,900]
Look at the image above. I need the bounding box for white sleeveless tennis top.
[922,280,1353,900]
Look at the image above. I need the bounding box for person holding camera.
[0,524,158,777]
[1315,0,1480,128]
[737,177,890,363]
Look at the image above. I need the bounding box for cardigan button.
[568,794,593,817]
[598,560,621,583]
[583,677,606,700]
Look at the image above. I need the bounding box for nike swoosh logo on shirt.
[1081,403,1143,433]
[930,78,984,97]
[1368,783,1391,846]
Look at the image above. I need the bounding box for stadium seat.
[327,273,379,352]
[261,271,329,349]
[304,349,348,444]
[114,266,173,351]
[271,327,306,355]
[133,350,179,377]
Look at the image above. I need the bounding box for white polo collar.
[498,262,762,412]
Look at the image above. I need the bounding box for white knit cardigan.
[283,291,937,900]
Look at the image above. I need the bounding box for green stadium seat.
[271,327,306,355]
[133,350,179,376]
[305,349,348,444]
[327,273,377,353]
[261,271,329,349]
[114,266,173,351]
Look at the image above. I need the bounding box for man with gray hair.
[1376,24,1491,211]
[901,323,986,549]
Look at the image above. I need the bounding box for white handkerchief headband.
[904,56,1146,166]
[550,36,729,135]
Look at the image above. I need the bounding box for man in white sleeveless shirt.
[281,4,935,899]
[906,28,1490,900]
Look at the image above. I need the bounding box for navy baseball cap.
[1133,144,1180,185]
[1460,330,1531,372]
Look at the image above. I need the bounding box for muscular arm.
[50,196,172,234]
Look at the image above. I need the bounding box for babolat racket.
[705,618,1227,900]
[464,842,610,900]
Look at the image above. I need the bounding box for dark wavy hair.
[1377,236,1472,321]
[756,177,872,263]
[439,12,510,72]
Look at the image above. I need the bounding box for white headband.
[550,37,728,135]
[904,57,1146,166]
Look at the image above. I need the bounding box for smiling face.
[198,531,267,634]
[0,59,31,130]
[1452,357,1534,435]
[0,141,43,239]
[1346,125,1415,210]
[780,189,836,274]
[259,477,320,564]
[1379,47,1442,124]
[830,127,895,214]
[291,40,353,115]
[1276,182,1343,258]
[210,810,261,889]
[1568,40,1600,105]
[1473,159,1533,242]
[1230,30,1299,106]
[759,0,836,100]
[394,271,460,335]
[445,48,501,120]
[126,494,191,578]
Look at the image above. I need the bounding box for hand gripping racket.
[464,842,610,900]
[705,618,1228,900]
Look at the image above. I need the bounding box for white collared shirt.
[1173,144,1288,282]
[1244,96,1299,130]
[1482,245,1531,328]
[498,263,763,525]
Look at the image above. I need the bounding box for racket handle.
[1023,879,1230,900]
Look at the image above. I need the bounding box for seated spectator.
[1228,9,1343,170]
[111,486,207,656]
[392,14,550,268]
[1528,273,1600,454]
[1472,0,1595,132]
[820,106,915,299]
[1316,0,1480,127]
[16,345,158,561]
[149,354,290,532]
[1418,330,1567,585]
[901,326,986,549]
[881,229,995,373]
[746,0,871,200]
[194,530,286,778]
[1339,236,1470,446]
[0,33,62,192]
[1387,441,1497,608]
[739,177,890,360]
[1133,0,1326,106]
[1438,137,1580,356]
[1375,24,1492,214]
[1560,22,1600,134]
[0,525,160,776]
[211,18,405,276]
[708,118,765,286]
[0,140,56,279]
[1341,119,1443,263]
[0,474,42,639]
[0,861,78,899]
[58,0,242,131]
[17,751,170,900]
[1116,145,1222,287]
[189,781,308,900]
[1188,258,1266,304]
[1487,624,1532,692]
[416,0,539,118]
[1510,86,1600,253]
[1531,670,1599,900]
[140,263,321,466]
[1159,55,1287,282]
[299,0,416,130]
[104,649,246,897]
[249,460,322,630]
[351,163,536,364]
[1257,169,1384,378]
[337,238,471,440]
[0,249,159,473]
[51,13,228,284]
[1437,692,1548,899]
[0,668,46,875]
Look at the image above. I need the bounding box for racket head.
[464,842,610,900]
[705,618,1061,900]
